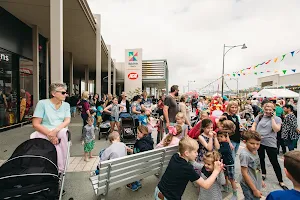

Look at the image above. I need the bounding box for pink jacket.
[155,135,180,149]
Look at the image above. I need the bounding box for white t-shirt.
[120,100,127,113]
[251,99,258,106]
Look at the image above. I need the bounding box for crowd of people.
[29,83,300,199]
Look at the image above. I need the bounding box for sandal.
[279,183,289,190]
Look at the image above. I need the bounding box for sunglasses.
[56,91,67,95]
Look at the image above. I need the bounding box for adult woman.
[81,91,91,126]
[251,102,288,190]
[131,95,143,124]
[90,93,99,109]
[157,96,164,117]
[179,96,191,127]
[104,97,124,133]
[119,92,130,118]
[222,101,241,157]
[32,83,70,173]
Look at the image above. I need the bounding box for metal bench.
[89,145,178,200]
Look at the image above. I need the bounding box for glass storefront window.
[0,49,19,128]
[19,58,33,122]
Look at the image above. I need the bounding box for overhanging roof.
[0,0,110,75]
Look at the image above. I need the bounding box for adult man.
[163,85,179,129]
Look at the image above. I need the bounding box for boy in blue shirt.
[266,150,300,200]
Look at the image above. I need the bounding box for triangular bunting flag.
[238,74,241,76]
[297,50,300,54]
[233,74,236,77]
[259,62,265,65]
[247,67,251,70]
[260,72,263,74]
[292,69,296,73]
[274,57,278,62]
[266,70,270,72]
[281,54,286,61]
[243,73,245,75]
[274,70,278,73]
[265,60,271,64]
[282,70,287,74]
[254,72,257,75]
[291,51,295,56]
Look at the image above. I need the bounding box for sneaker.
[126,183,139,191]
[135,181,142,189]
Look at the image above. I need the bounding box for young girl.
[193,151,226,200]
[197,118,220,163]
[175,112,188,139]
[104,97,124,133]
[82,116,95,162]
[96,101,104,128]
[156,125,182,148]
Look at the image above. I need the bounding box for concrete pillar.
[45,40,49,98]
[32,25,39,108]
[113,59,116,96]
[69,53,74,95]
[85,66,89,91]
[94,14,102,96]
[50,0,63,83]
[107,45,111,94]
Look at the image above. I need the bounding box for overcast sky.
[88,0,300,93]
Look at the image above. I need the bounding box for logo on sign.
[128,52,138,61]
[0,53,9,62]
[128,73,138,80]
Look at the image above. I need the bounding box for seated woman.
[31,83,71,173]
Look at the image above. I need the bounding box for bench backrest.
[90,145,178,196]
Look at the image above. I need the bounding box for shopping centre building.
[0,0,168,130]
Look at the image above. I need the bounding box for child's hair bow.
[168,126,177,136]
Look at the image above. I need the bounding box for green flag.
[282,70,287,74]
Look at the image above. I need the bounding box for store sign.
[128,72,138,80]
[124,49,142,93]
[20,68,33,76]
[0,53,9,62]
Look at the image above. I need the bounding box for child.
[239,130,266,200]
[100,131,127,161]
[139,109,153,135]
[82,116,95,162]
[194,151,226,200]
[154,136,224,200]
[127,125,154,191]
[175,112,188,139]
[156,125,182,148]
[197,118,220,163]
[96,101,104,128]
[266,150,300,200]
[104,97,124,133]
[217,128,238,199]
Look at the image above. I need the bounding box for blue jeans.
[154,186,168,200]
[285,139,296,151]
[231,141,240,158]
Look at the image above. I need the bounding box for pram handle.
[67,130,71,141]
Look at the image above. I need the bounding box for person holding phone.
[251,102,288,190]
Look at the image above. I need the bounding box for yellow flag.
[274,57,278,62]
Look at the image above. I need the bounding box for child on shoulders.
[154,136,224,200]
[266,150,300,200]
[156,125,182,148]
[240,130,266,200]
[193,151,226,200]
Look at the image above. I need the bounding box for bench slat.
[99,156,162,180]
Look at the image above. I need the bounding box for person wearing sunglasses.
[119,92,130,118]
[31,82,71,175]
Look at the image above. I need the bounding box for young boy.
[266,150,300,200]
[96,101,104,128]
[82,116,95,162]
[155,136,224,200]
[138,109,148,126]
[217,130,238,199]
[127,125,154,191]
[239,130,266,200]
[100,131,127,162]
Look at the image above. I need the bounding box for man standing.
[163,85,179,129]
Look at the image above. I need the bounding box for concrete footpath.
[0,115,295,200]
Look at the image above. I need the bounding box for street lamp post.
[188,80,195,93]
[221,43,247,97]
[230,78,239,97]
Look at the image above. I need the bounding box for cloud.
[88,0,300,92]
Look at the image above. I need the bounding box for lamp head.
[241,44,247,49]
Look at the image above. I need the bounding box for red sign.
[20,68,33,76]
[128,72,138,80]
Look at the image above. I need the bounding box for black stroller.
[0,132,71,200]
[120,117,137,148]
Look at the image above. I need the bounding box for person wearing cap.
[119,92,131,118]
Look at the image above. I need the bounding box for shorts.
[154,186,169,200]
[240,182,260,200]
[97,116,103,123]
[70,106,76,114]
[224,165,235,179]
[84,140,95,152]
[110,116,121,122]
